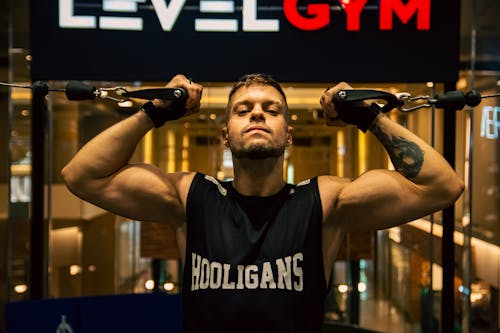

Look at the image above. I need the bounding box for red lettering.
[379,0,431,30]
[283,0,330,31]
[340,0,369,31]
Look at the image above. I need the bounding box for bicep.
[329,170,437,232]
[70,163,193,225]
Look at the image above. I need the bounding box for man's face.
[223,85,292,160]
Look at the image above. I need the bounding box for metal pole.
[348,260,360,325]
[29,81,49,299]
[428,84,436,333]
[441,81,457,333]
[6,0,14,306]
[462,0,477,331]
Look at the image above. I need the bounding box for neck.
[231,156,286,196]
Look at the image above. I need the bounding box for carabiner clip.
[396,93,433,112]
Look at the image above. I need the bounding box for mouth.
[245,126,270,133]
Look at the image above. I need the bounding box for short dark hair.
[226,73,289,123]
[228,73,287,102]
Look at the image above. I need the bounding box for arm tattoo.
[370,123,424,178]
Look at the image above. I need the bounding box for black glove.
[141,100,186,128]
[333,100,381,132]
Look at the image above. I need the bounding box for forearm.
[62,110,154,186]
[369,113,463,193]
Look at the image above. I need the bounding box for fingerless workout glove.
[141,100,187,128]
[333,100,381,133]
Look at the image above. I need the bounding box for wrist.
[141,101,166,128]
[141,100,188,128]
[336,102,381,132]
[367,111,384,132]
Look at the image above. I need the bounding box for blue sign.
[6,293,182,333]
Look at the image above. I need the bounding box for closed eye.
[236,109,250,116]
[265,109,280,115]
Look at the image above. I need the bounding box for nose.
[250,105,265,121]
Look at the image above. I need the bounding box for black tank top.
[183,173,326,333]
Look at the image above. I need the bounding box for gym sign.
[59,0,431,32]
[30,0,459,82]
[480,106,500,140]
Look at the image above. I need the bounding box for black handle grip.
[65,81,96,101]
[333,89,401,113]
[434,90,482,109]
[122,88,187,102]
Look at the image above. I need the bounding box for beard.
[229,141,286,159]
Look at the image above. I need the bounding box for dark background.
[30,0,460,83]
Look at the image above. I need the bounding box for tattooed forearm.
[370,123,424,178]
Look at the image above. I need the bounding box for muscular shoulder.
[317,175,351,223]
[163,171,197,209]
[317,175,350,195]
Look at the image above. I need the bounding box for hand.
[320,82,353,127]
[154,74,203,118]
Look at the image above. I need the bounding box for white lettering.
[209,262,223,289]
[259,262,277,289]
[99,17,143,30]
[222,264,236,289]
[195,19,238,32]
[293,252,303,291]
[151,0,187,31]
[59,0,96,28]
[196,0,238,32]
[199,257,210,289]
[200,0,234,13]
[58,1,433,33]
[242,0,279,32]
[191,253,201,291]
[189,252,304,291]
[245,265,259,289]
[236,265,245,289]
[480,106,500,139]
[59,0,144,30]
[103,0,144,12]
[276,256,292,290]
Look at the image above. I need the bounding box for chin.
[231,145,285,159]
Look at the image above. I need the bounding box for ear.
[286,126,294,146]
[221,126,229,147]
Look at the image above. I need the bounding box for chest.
[191,198,316,265]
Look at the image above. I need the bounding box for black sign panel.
[30,0,460,82]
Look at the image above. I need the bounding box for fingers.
[161,74,204,116]
[183,77,203,116]
[167,74,203,101]
[320,82,353,127]
[320,82,353,106]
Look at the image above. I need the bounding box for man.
[62,74,464,332]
